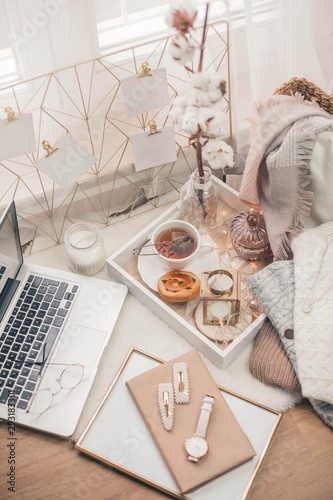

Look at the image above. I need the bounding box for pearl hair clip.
[158,362,190,431]
[158,383,174,431]
[173,362,190,404]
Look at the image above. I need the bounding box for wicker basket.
[274,77,333,115]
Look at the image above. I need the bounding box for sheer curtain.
[1,0,332,163]
[3,0,100,80]
[228,0,333,167]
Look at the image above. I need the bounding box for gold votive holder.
[200,269,241,326]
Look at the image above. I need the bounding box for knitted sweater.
[249,260,333,428]
[291,222,333,405]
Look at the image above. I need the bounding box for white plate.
[138,238,219,291]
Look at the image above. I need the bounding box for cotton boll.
[201,138,223,155]
[215,110,228,127]
[205,156,225,169]
[187,88,211,107]
[208,74,222,89]
[165,9,174,28]
[205,112,228,136]
[208,88,223,104]
[191,72,210,90]
[220,141,234,161]
[184,105,199,116]
[202,138,234,169]
[168,106,183,124]
[169,35,196,65]
[173,95,188,110]
[180,113,200,135]
[165,3,197,36]
[208,74,226,92]
[209,100,227,113]
[197,106,214,120]
[197,107,215,133]
[196,89,211,107]
[206,121,224,137]
[205,118,222,137]
[165,0,197,27]
[169,97,189,123]
[187,88,200,106]
[176,0,197,17]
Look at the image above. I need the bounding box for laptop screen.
[0,201,23,295]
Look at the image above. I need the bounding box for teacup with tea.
[150,220,214,270]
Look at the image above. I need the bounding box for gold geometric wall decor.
[0,20,231,253]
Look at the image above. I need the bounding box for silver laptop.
[0,201,127,437]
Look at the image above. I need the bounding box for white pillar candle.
[210,301,229,320]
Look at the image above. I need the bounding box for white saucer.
[138,237,219,291]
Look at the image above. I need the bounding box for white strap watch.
[184,395,215,462]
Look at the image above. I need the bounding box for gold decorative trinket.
[230,210,271,261]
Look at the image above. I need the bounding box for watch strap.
[195,395,215,438]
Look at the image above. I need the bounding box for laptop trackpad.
[25,324,108,437]
[51,323,108,373]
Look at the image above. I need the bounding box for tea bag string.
[301,232,333,314]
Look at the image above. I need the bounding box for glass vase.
[186,166,218,234]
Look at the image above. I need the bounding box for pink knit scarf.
[239,95,333,259]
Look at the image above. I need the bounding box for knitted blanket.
[239,95,333,260]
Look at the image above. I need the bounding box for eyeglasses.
[26,362,84,416]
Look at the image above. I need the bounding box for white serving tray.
[106,177,266,368]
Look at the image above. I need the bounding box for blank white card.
[131,126,177,172]
[0,113,36,160]
[121,68,170,117]
[36,136,97,189]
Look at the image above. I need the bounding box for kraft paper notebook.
[126,350,256,494]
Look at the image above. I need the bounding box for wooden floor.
[0,400,332,499]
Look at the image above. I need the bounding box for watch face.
[185,435,208,459]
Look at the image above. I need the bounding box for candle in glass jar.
[64,223,106,276]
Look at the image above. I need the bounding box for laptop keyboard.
[0,274,79,410]
[0,266,6,280]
